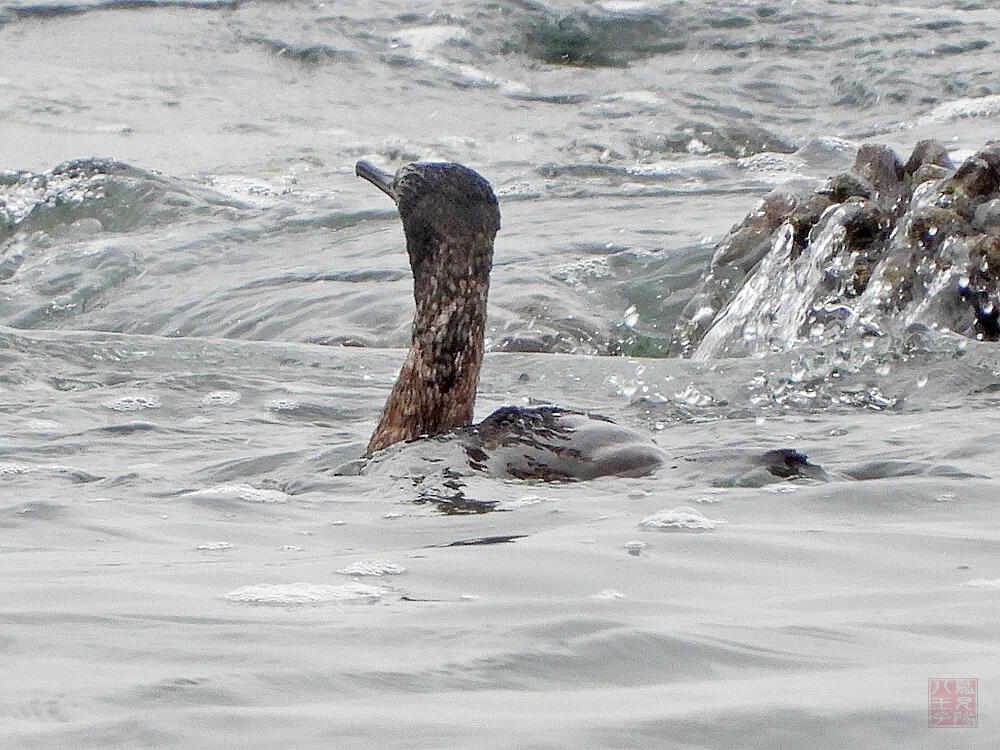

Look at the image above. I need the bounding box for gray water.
[3,2,1000,748]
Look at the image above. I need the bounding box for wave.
[3,0,243,22]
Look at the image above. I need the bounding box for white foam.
[390,25,501,89]
[626,161,685,178]
[205,175,293,207]
[736,153,803,176]
[597,0,651,12]
[181,484,289,504]
[691,491,724,503]
[591,589,626,600]
[920,94,1000,124]
[495,494,551,511]
[197,541,234,551]
[640,506,724,532]
[223,582,388,606]
[0,463,37,478]
[103,394,161,411]
[686,138,712,155]
[200,390,241,406]
[552,257,612,288]
[604,90,662,107]
[336,560,406,576]
[393,25,466,56]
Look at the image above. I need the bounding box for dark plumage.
[357,161,498,456]
[356,159,664,479]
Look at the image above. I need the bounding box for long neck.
[365,269,489,456]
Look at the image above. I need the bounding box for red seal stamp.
[928,678,978,728]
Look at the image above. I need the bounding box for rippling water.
[3,2,1000,748]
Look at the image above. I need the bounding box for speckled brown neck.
[361,162,499,456]
[364,257,489,455]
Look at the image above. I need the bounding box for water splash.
[676,141,1000,359]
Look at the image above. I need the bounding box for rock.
[671,140,1000,357]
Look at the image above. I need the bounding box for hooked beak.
[355,160,396,202]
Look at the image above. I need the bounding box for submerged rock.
[671,140,1000,357]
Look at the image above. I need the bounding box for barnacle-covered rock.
[672,140,1000,357]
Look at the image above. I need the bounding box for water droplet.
[686,138,711,155]
[673,384,713,407]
